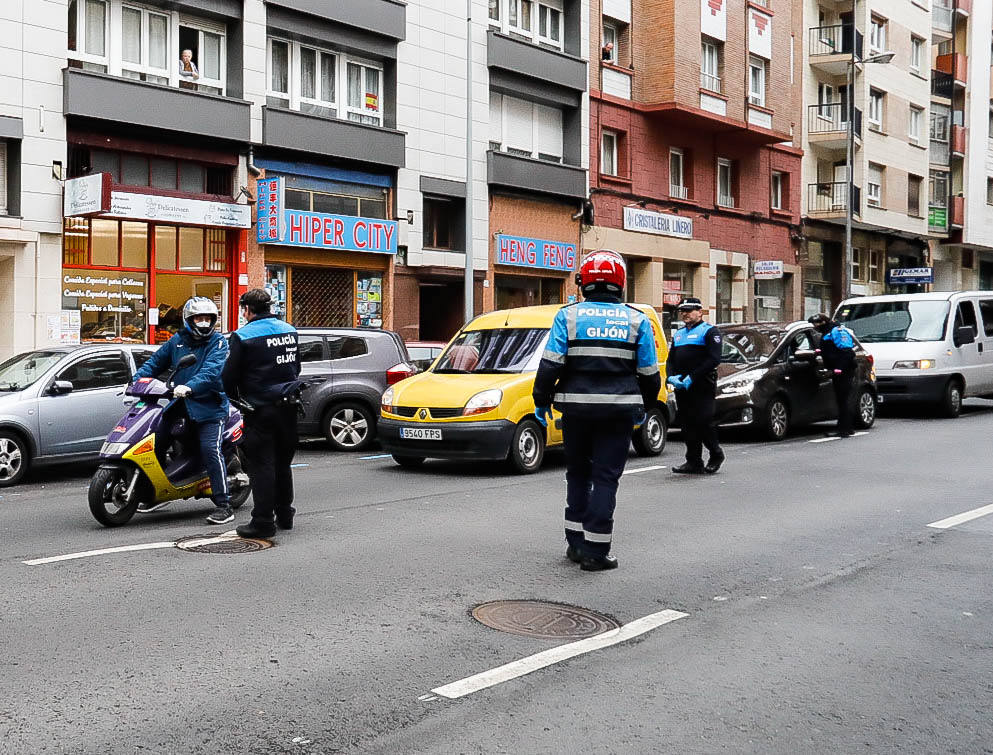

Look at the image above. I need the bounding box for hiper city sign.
[256,176,398,255]
[496,234,577,272]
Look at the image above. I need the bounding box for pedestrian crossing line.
[927,503,993,530]
[429,608,688,699]
[808,431,869,444]
[623,465,666,475]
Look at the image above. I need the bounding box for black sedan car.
[713,321,877,440]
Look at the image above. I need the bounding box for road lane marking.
[927,503,993,530]
[808,432,868,443]
[429,608,688,699]
[23,530,241,566]
[623,465,666,475]
[360,454,393,460]
[290,463,310,468]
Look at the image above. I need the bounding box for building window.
[930,169,949,207]
[267,39,382,126]
[489,93,564,162]
[869,16,887,53]
[910,36,924,73]
[68,145,231,196]
[537,3,561,46]
[490,0,563,51]
[748,56,766,107]
[669,148,686,198]
[602,21,618,63]
[0,142,6,215]
[601,130,618,176]
[930,108,950,142]
[908,174,922,216]
[488,0,499,21]
[701,37,722,93]
[867,163,883,207]
[771,171,784,210]
[909,106,923,144]
[869,250,882,282]
[717,158,734,207]
[68,0,225,94]
[868,89,884,130]
[423,195,465,252]
[986,178,993,206]
[852,248,864,281]
[508,0,533,34]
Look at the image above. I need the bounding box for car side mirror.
[49,380,74,395]
[954,326,976,347]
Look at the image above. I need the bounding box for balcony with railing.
[670,184,689,200]
[807,104,862,150]
[932,1,953,39]
[808,26,863,75]
[936,53,968,87]
[807,182,860,219]
[700,72,722,94]
[932,70,954,99]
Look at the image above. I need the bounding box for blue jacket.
[221,315,300,407]
[133,330,230,422]
[532,295,661,418]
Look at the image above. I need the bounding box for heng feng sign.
[496,235,577,272]
[256,176,397,255]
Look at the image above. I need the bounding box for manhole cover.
[175,534,272,554]
[471,600,620,640]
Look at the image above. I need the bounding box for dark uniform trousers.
[243,404,298,524]
[562,413,633,557]
[832,368,856,435]
[678,389,720,467]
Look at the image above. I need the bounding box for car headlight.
[719,379,755,396]
[381,386,395,414]
[464,388,503,416]
[893,359,936,369]
[100,441,130,456]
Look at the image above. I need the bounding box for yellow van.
[378,303,674,473]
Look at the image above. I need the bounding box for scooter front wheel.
[88,466,141,527]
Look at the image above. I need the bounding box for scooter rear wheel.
[88,466,141,527]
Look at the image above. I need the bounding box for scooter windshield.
[126,377,171,397]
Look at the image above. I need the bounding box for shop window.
[283,187,386,219]
[91,219,119,266]
[179,228,204,271]
[155,226,177,269]
[121,222,148,268]
[150,158,176,189]
[314,193,359,216]
[264,264,288,318]
[64,218,89,265]
[423,196,465,252]
[495,275,562,309]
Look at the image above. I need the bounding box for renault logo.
[419,409,428,420]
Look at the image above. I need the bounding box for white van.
[833,291,993,417]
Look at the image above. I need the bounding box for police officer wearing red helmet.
[533,250,661,571]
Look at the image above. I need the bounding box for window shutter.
[534,103,563,160]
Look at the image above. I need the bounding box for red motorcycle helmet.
[576,249,626,294]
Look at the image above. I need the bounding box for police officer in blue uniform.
[809,313,857,436]
[533,250,661,572]
[667,297,724,474]
[222,289,301,539]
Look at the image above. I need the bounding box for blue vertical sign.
[256,177,284,244]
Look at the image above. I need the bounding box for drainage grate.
[471,600,620,640]
[175,534,273,554]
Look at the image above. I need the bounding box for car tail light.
[386,362,416,386]
[866,354,874,367]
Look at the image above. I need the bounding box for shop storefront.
[255,174,397,327]
[62,174,250,343]
[492,233,576,309]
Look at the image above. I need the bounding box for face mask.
[194,317,212,329]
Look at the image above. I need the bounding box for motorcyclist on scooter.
[131,297,233,524]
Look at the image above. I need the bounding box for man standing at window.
[223,289,301,539]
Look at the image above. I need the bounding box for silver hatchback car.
[0,344,158,486]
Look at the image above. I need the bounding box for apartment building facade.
[0,0,589,354]
[588,0,803,333]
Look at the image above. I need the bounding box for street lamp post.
[843,45,894,302]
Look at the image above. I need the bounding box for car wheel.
[632,408,667,457]
[507,419,545,474]
[939,378,963,419]
[392,454,426,469]
[324,402,375,451]
[0,431,29,487]
[853,387,876,429]
[764,397,790,441]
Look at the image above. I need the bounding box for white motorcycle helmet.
[182,297,219,340]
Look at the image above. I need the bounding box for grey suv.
[297,328,414,451]
[0,344,159,486]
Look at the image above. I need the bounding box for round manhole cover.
[472,600,620,640]
[175,534,272,554]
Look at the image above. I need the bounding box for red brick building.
[591,0,803,334]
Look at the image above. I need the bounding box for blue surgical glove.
[666,375,680,388]
[534,406,552,427]
[681,375,693,390]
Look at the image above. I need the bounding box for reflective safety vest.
[535,300,659,417]
[666,321,721,393]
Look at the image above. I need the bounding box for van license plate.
[400,427,442,441]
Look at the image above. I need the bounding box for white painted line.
[809,432,867,444]
[23,541,177,566]
[290,463,310,468]
[430,608,688,700]
[623,465,666,475]
[360,453,393,460]
[927,503,993,530]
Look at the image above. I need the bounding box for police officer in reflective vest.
[809,313,857,436]
[533,250,661,571]
[667,297,725,474]
[222,289,301,539]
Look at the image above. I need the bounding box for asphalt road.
[2,405,992,754]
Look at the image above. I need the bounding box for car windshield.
[0,350,64,391]
[836,300,950,342]
[434,328,549,374]
[718,327,784,363]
